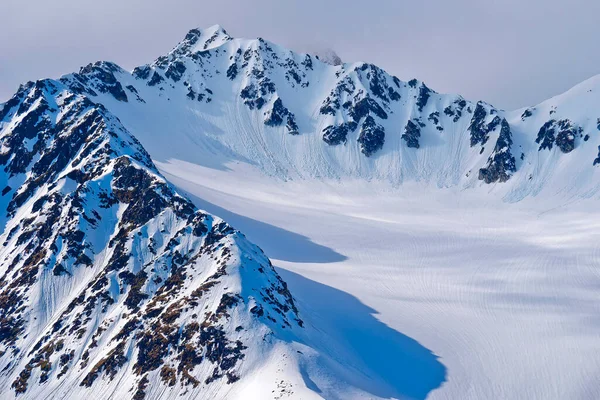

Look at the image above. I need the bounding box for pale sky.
[2,0,600,110]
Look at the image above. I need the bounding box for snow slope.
[0,75,443,400]
[53,24,600,203]
[161,163,600,400]
[3,23,600,400]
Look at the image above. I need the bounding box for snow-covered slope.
[57,25,512,189]
[160,169,600,400]
[0,76,426,400]
[503,75,600,200]
[36,24,600,202]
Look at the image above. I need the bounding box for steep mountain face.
[86,25,515,187]
[46,24,600,200]
[0,78,303,399]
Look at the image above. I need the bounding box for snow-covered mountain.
[0,26,450,400]
[32,24,600,202]
[2,23,600,400]
[0,77,316,399]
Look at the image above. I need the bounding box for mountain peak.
[178,24,232,53]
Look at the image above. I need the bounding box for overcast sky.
[2,0,600,110]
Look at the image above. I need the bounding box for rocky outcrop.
[357,116,385,156]
[403,119,424,149]
[478,119,516,183]
[264,98,299,135]
[468,102,499,148]
[535,119,581,153]
[322,121,357,145]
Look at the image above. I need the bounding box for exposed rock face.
[0,75,302,399]
[468,102,499,148]
[535,119,581,153]
[357,116,385,156]
[264,97,299,135]
[66,62,129,102]
[594,146,600,166]
[416,83,431,112]
[403,120,423,149]
[478,119,516,183]
[322,121,357,145]
[536,120,557,151]
[444,98,468,123]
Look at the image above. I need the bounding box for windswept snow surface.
[158,161,600,400]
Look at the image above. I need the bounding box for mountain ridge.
[26,24,600,201]
[0,71,307,399]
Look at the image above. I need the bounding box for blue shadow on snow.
[278,268,447,399]
[177,188,347,264]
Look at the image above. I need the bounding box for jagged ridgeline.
[0,78,302,398]
[21,24,599,192]
[121,25,521,184]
